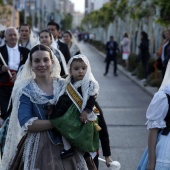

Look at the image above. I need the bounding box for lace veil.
[63,30,80,57]
[0,45,62,170]
[66,54,99,111]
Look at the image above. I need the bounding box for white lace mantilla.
[22,117,38,133]
[0,78,65,170]
[146,120,166,129]
[23,78,64,105]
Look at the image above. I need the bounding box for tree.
[61,13,73,30]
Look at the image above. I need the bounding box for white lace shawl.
[65,54,99,111]
[146,90,168,129]
[0,47,65,170]
[69,42,80,57]
[50,46,68,75]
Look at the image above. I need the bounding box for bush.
[148,57,155,75]
[146,71,162,87]
[89,40,105,53]
[128,53,138,72]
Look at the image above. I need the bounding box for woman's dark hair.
[63,30,72,38]
[30,44,52,62]
[124,33,129,38]
[39,29,52,40]
[19,24,31,32]
[162,29,170,39]
[141,31,148,39]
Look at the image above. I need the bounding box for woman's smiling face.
[31,50,53,78]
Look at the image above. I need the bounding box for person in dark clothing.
[47,21,71,76]
[0,27,29,120]
[160,30,170,78]
[104,36,119,76]
[47,21,71,62]
[139,31,150,80]
[93,101,112,169]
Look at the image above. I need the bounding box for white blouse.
[146,90,169,129]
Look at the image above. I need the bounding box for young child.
[50,54,101,159]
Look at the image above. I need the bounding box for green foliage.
[82,0,170,31]
[129,0,156,19]
[116,0,129,20]
[128,53,138,72]
[148,58,155,75]
[61,13,73,30]
[146,72,162,87]
[150,0,170,26]
[0,0,4,5]
[88,39,105,53]
[82,1,116,28]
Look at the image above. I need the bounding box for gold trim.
[67,83,99,113]
[67,83,101,131]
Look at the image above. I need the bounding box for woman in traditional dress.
[138,60,170,170]
[63,30,81,57]
[39,29,68,76]
[0,44,88,170]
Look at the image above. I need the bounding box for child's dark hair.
[71,58,83,64]
[30,44,52,62]
[39,29,52,40]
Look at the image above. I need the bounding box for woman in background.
[121,32,130,68]
[39,29,68,76]
[63,30,81,57]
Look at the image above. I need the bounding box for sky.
[70,0,85,13]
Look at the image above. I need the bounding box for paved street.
[78,41,153,170]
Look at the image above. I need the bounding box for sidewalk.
[90,44,158,97]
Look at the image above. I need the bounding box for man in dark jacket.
[0,27,30,120]
[47,21,71,76]
[104,36,119,76]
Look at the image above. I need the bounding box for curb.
[89,44,158,97]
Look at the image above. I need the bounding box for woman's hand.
[105,156,113,167]
[10,71,16,82]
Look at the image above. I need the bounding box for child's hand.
[80,111,88,123]
[105,156,113,167]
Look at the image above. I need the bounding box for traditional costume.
[138,60,170,169]
[0,46,88,170]
[69,42,81,57]
[50,54,101,153]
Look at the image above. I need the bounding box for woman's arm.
[18,94,53,132]
[27,119,53,132]
[147,128,159,170]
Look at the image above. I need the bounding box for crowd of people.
[0,22,117,170]
[1,20,170,170]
